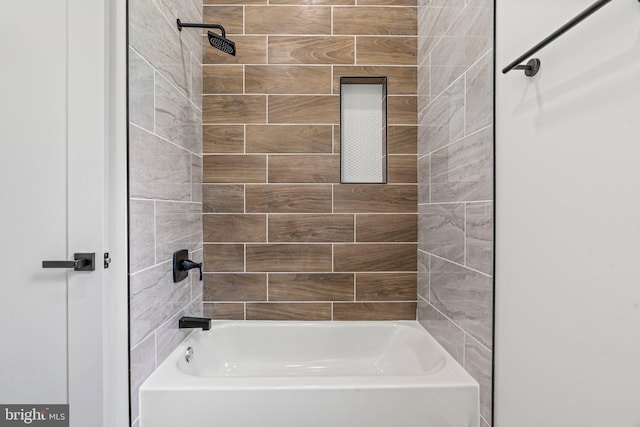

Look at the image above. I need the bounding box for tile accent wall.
[416,0,494,426]
[202,0,418,321]
[128,0,203,424]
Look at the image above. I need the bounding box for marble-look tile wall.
[417,0,494,425]
[127,0,203,424]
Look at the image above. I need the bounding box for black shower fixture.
[176,19,236,56]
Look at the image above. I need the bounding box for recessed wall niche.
[340,77,388,184]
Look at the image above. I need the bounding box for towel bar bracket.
[514,58,541,77]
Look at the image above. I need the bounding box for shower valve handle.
[180,259,203,281]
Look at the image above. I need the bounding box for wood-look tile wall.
[202,0,418,321]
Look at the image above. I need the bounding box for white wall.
[495,1,640,426]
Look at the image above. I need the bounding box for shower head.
[176,19,236,56]
[208,30,236,56]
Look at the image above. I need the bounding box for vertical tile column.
[127,0,204,425]
[417,0,494,425]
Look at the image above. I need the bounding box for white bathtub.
[140,321,479,427]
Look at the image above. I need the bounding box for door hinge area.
[104,252,112,269]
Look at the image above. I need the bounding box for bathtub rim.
[140,320,479,392]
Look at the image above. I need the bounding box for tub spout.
[179,316,211,331]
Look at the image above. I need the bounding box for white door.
[0,0,111,424]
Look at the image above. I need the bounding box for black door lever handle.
[42,253,96,271]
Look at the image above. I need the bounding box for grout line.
[204,274,418,280]
[202,122,340,126]
[129,332,151,353]
[353,273,356,301]
[153,69,157,132]
[330,65,334,94]
[462,331,467,366]
[153,332,157,368]
[188,51,193,106]
[417,123,493,159]
[331,184,334,213]
[136,296,196,355]
[463,72,467,136]
[202,241,421,245]
[429,49,493,101]
[428,154,432,203]
[224,33,415,37]
[206,299,418,304]
[128,45,152,67]
[464,203,467,266]
[201,63,417,68]
[131,197,202,204]
[421,3,468,66]
[131,198,202,204]
[154,59,201,112]
[421,294,492,354]
[417,295,466,335]
[428,53,432,103]
[206,93,401,97]
[418,200,493,206]
[130,122,202,157]
[465,330,492,354]
[353,214,356,242]
[244,243,247,272]
[153,201,157,265]
[202,212,419,216]
[331,244,335,272]
[425,251,492,278]
[353,36,357,64]
[203,153,342,157]
[230,3,418,6]
[332,125,336,154]
[427,253,431,302]
[427,54,433,103]
[201,182,414,187]
[331,7,334,35]
[129,258,172,277]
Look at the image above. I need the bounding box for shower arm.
[176,19,226,36]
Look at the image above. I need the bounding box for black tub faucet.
[179,316,211,331]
